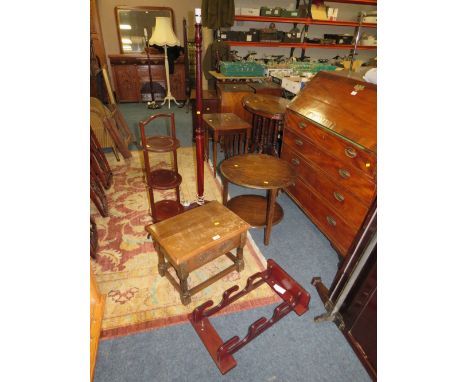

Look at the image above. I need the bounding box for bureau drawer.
[282,143,370,229]
[286,177,357,256]
[285,110,377,179]
[283,128,376,204]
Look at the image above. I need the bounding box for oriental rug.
[91,147,279,339]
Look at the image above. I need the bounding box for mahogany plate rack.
[188,259,310,374]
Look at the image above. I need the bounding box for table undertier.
[226,195,283,228]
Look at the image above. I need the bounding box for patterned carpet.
[91,147,279,338]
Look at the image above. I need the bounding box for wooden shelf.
[234,15,376,28]
[226,41,377,50]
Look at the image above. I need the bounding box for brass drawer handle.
[345,147,357,158]
[291,158,300,165]
[326,216,337,227]
[120,60,127,64]
[333,191,345,202]
[294,139,303,146]
[298,121,307,129]
[338,168,351,179]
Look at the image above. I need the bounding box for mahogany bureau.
[281,71,376,257]
[109,54,186,103]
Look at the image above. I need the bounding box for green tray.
[220,61,265,77]
[290,62,337,74]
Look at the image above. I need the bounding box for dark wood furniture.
[282,71,376,257]
[139,113,184,223]
[203,113,252,176]
[90,128,112,218]
[242,94,289,156]
[90,128,112,190]
[109,54,186,103]
[146,201,250,305]
[217,83,254,123]
[312,201,377,380]
[248,82,284,97]
[191,89,220,140]
[90,265,106,381]
[91,97,133,159]
[189,258,310,374]
[220,154,296,245]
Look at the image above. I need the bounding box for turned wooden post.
[194,8,204,204]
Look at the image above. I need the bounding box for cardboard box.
[310,4,327,20]
[281,76,310,94]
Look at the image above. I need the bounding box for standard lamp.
[149,16,180,109]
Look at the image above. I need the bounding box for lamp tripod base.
[159,94,181,109]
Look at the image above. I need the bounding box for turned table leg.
[212,132,218,177]
[235,232,246,272]
[264,188,279,246]
[155,244,167,277]
[222,178,229,206]
[178,270,191,305]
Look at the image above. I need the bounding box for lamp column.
[161,44,179,109]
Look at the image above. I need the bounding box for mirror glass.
[115,6,174,53]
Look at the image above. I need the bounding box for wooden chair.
[90,97,133,159]
[90,129,112,189]
[90,104,119,161]
[90,128,111,217]
[139,113,184,223]
[91,166,108,217]
[90,217,98,259]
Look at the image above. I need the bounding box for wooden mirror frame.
[115,6,175,54]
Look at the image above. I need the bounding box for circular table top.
[220,154,296,190]
[242,94,290,120]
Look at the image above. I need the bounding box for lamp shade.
[148,17,180,46]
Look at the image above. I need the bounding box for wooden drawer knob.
[344,147,357,158]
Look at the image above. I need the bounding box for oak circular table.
[242,94,290,156]
[220,154,297,245]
